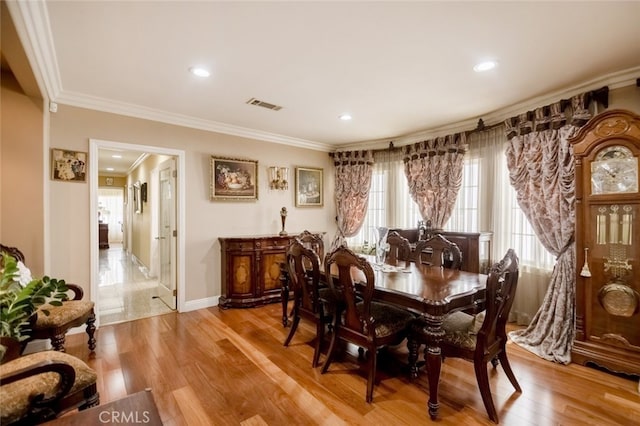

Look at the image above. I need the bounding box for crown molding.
[338,66,640,152]
[56,91,333,152]
[8,0,62,101]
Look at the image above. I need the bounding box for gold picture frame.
[295,167,323,207]
[210,156,258,201]
[133,181,143,214]
[51,148,87,182]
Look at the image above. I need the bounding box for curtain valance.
[401,133,468,161]
[504,86,608,140]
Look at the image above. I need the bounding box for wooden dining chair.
[385,231,412,265]
[283,238,334,367]
[282,231,326,325]
[413,234,462,269]
[408,249,521,423]
[0,244,96,354]
[321,246,415,403]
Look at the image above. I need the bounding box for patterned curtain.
[331,150,374,249]
[506,94,592,364]
[402,134,467,229]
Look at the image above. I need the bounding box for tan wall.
[607,85,640,111]
[0,71,45,275]
[48,105,337,302]
[98,175,127,188]
[127,154,172,268]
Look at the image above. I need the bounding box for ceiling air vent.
[246,98,283,111]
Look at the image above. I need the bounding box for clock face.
[590,145,639,194]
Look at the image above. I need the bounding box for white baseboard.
[182,296,219,312]
[131,254,151,279]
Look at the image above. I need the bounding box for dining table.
[280,255,488,420]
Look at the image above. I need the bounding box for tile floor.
[98,243,173,325]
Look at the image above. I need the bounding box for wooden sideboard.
[389,229,493,274]
[219,233,323,308]
[99,223,109,249]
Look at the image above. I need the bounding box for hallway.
[98,243,173,325]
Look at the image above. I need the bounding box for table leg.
[423,314,445,420]
[426,344,442,419]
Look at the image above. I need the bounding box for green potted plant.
[0,252,69,362]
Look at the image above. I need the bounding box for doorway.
[89,139,186,328]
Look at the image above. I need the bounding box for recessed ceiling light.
[111,154,122,159]
[106,167,115,171]
[339,114,352,121]
[189,66,210,77]
[473,61,497,72]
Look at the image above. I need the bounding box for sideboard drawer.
[261,237,290,250]
[225,241,255,251]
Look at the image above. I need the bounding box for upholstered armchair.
[0,350,99,424]
[0,244,96,353]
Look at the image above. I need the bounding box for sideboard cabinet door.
[219,235,292,308]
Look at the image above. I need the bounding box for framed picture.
[133,181,143,214]
[141,182,148,202]
[210,156,258,201]
[51,148,87,182]
[295,167,323,207]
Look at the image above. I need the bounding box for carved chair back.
[413,234,462,269]
[386,231,412,265]
[286,238,322,316]
[298,230,324,267]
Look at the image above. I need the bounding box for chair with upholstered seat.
[321,246,414,403]
[413,234,462,269]
[0,350,99,424]
[408,249,521,423]
[385,231,412,266]
[283,238,334,367]
[0,244,96,354]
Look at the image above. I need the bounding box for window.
[358,170,388,249]
[348,130,555,271]
[347,152,421,251]
[444,159,479,232]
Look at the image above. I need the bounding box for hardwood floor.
[63,303,640,425]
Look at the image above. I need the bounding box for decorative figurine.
[279,207,288,236]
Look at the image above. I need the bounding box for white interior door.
[157,158,177,309]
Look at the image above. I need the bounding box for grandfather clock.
[569,109,640,377]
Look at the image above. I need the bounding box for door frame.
[89,139,186,327]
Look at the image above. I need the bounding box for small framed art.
[51,148,87,182]
[295,167,323,207]
[211,156,258,200]
[133,181,143,214]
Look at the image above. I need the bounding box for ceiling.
[97,148,147,177]
[5,1,640,174]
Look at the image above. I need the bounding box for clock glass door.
[587,203,639,347]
